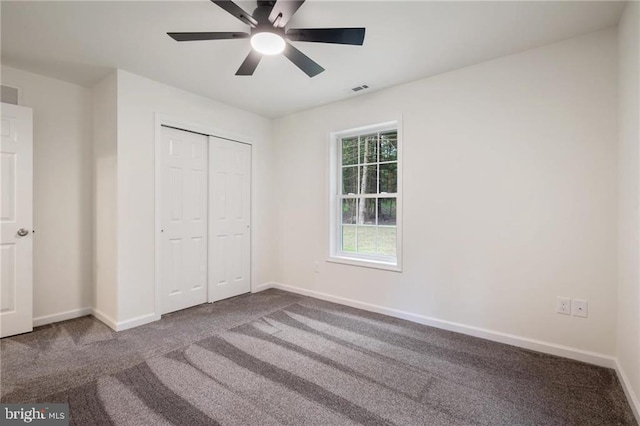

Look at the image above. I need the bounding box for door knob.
[17,228,29,237]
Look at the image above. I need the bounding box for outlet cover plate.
[572,299,588,318]
[556,297,571,315]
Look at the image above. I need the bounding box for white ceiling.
[1,1,624,118]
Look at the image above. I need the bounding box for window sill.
[327,256,402,272]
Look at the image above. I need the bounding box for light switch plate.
[572,299,588,318]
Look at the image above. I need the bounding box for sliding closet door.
[160,126,208,314]
[209,137,251,302]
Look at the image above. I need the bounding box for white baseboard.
[115,313,160,331]
[267,282,616,369]
[33,307,93,327]
[615,360,640,423]
[253,282,274,293]
[91,308,118,331]
[90,309,159,332]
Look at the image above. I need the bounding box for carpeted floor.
[1,289,636,425]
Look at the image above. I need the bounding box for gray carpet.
[1,289,636,425]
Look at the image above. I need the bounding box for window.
[329,122,401,271]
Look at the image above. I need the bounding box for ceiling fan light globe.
[250,32,285,55]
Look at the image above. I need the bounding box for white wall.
[115,70,274,325]
[272,29,618,356]
[617,0,640,417]
[1,66,93,323]
[92,72,118,323]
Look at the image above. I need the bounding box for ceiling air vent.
[351,84,369,92]
[1,85,19,105]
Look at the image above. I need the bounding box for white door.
[1,103,33,338]
[160,126,208,314]
[209,137,251,302]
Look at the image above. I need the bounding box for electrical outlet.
[556,297,571,315]
[313,261,320,273]
[572,299,588,318]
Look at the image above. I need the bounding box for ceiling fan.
[167,0,365,77]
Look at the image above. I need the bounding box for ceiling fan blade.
[211,0,258,27]
[268,0,305,28]
[286,28,366,45]
[236,50,262,76]
[168,32,250,42]
[283,42,324,77]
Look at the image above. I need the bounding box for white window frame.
[328,120,402,272]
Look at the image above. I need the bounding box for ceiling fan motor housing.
[251,24,285,38]
[253,2,277,25]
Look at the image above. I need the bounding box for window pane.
[342,225,356,252]
[359,134,378,164]
[380,131,398,162]
[379,163,397,193]
[341,199,357,224]
[358,198,376,225]
[342,137,358,166]
[357,226,377,254]
[342,166,358,194]
[335,126,399,264]
[378,226,397,256]
[360,164,378,194]
[378,198,396,225]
